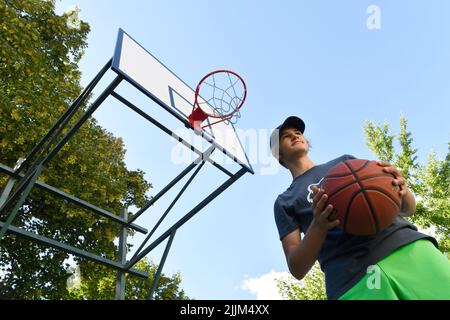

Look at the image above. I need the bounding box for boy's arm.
[399,189,416,217]
[282,225,328,280]
[282,187,339,280]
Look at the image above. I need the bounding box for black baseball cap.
[270,116,306,151]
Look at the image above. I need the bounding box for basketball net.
[188,70,247,131]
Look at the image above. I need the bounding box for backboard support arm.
[0,50,252,300]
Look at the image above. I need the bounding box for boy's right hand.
[310,186,340,233]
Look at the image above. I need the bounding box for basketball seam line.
[326,173,395,200]
[343,187,401,234]
[343,160,380,234]
[324,160,372,178]
[361,187,401,208]
[344,189,365,232]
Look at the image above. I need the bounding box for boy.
[271,116,450,299]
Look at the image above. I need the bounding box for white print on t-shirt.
[307,178,324,204]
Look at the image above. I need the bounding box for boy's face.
[278,127,309,162]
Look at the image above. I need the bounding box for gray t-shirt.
[274,154,437,299]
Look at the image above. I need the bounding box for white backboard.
[112,29,252,172]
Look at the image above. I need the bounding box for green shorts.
[339,239,450,300]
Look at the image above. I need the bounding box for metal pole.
[110,92,234,177]
[0,159,24,208]
[5,61,114,213]
[0,178,15,209]
[115,208,128,300]
[126,167,247,269]
[43,76,123,166]
[0,163,147,234]
[0,164,44,240]
[0,76,123,215]
[130,161,206,262]
[129,146,215,223]
[0,220,148,278]
[147,230,176,300]
[129,163,197,223]
[19,59,113,172]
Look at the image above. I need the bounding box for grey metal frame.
[0,59,252,299]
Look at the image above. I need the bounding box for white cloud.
[240,270,291,300]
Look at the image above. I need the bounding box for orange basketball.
[321,159,401,236]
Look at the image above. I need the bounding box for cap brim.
[279,116,305,134]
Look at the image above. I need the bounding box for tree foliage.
[276,263,326,300]
[0,0,187,299]
[67,258,189,300]
[364,115,450,253]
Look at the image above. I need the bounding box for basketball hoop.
[188,70,247,131]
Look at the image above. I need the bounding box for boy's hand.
[376,161,408,197]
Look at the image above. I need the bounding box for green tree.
[364,115,450,253]
[0,0,187,300]
[276,262,326,300]
[67,258,189,300]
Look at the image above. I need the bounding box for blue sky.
[54,0,449,299]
